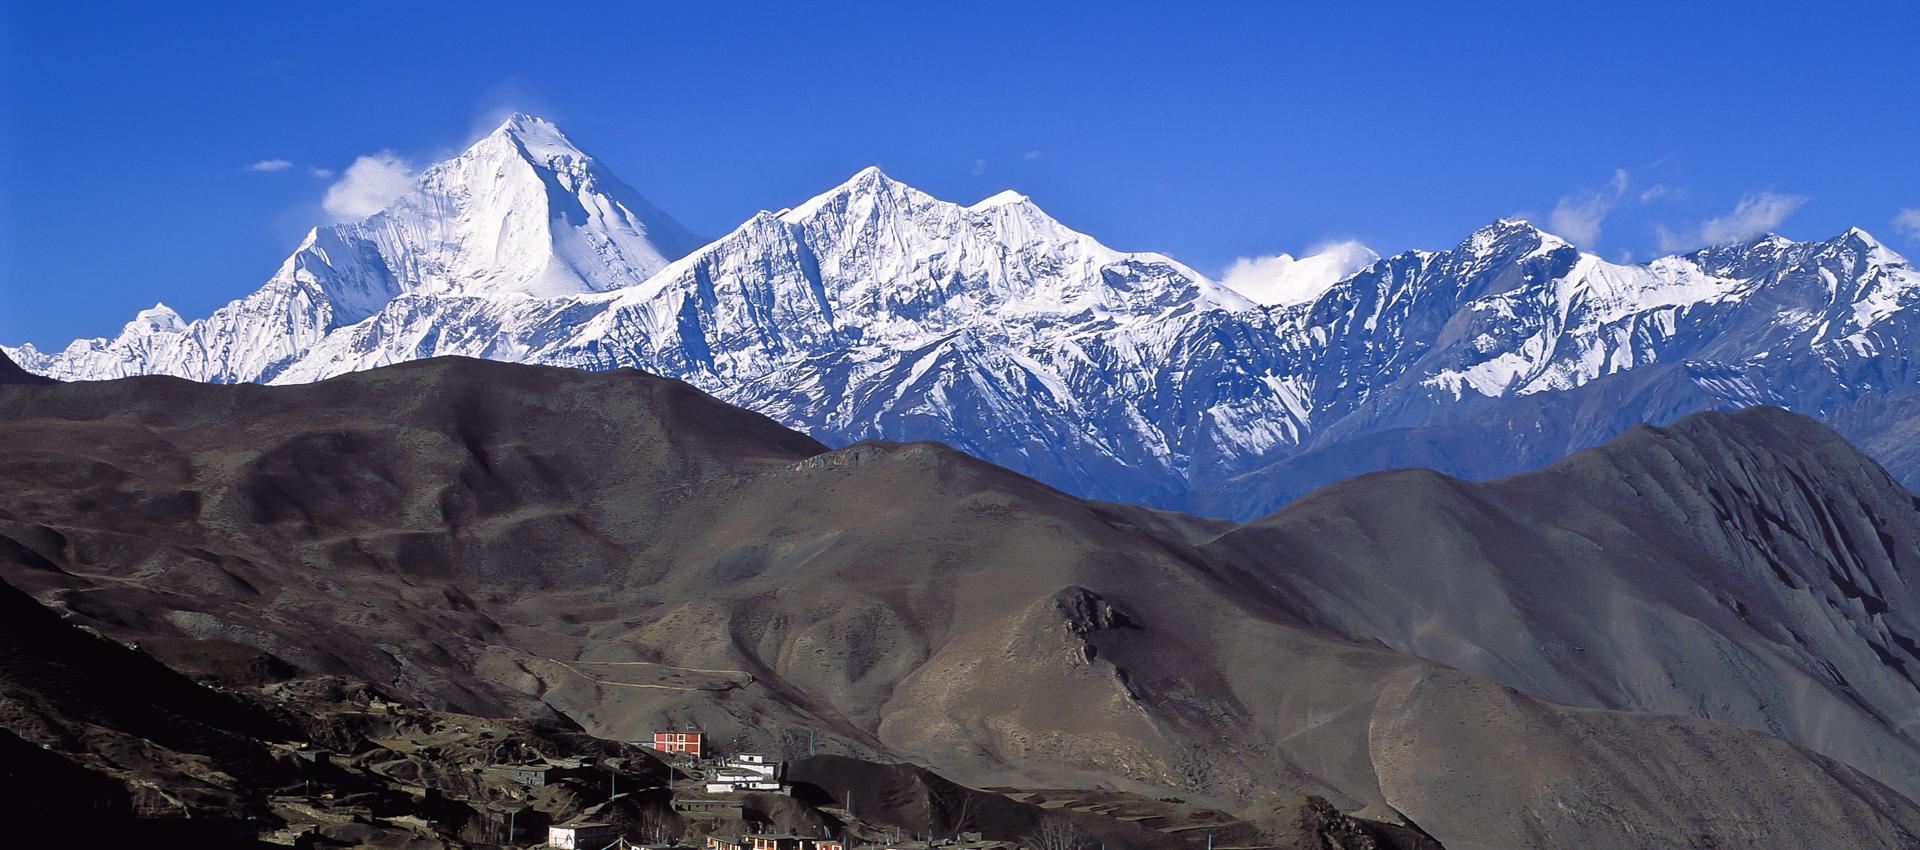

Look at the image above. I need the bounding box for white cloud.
[1547,168,1629,246]
[1220,240,1377,307]
[1893,208,1920,241]
[1653,191,1808,253]
[321,152,416,221]
[1699,191,1807,244]
[1638,184,1671,203]
[1023,150,1043,161]
[308,166,334,179]
[970,158,988,176]
[246,159,292,172]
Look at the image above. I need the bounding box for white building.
[549,820,619,849]
[722,754,779,778]
[704,768,784,793]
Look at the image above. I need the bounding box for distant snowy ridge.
[11,115,1920,514]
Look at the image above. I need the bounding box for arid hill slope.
[3,357,1919,848]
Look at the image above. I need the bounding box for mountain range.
[8,114,1920,517]
[6,352,1920,848]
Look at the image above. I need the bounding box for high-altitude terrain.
[11,115,1919,517]
[5,351,1920,848]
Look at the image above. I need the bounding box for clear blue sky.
[3,0,1917,348]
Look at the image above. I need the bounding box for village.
[532,730,1019,850]
[247,691,1144,850]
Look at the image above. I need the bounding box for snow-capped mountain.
[11,115,1920,516]
[1193,221,1920,516]
[8,114,700,383]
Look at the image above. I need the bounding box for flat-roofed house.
[652,730,704,758]
[506,763,551,786]
[747,835,801,850]
[549,820,618,849]
[703,768,784,794]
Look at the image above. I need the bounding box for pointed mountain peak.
[124,302,187,336]
[493,110,544,132]
[780,165,927,223]
[970,189,1031,210]
[489,111,560,140]
[1816,226,1907,270]
[474,112,587,165]
[310,111,699,301]
[840,165,912,194]
[1460,218,1569,257]
[1475,217,1552,238]
[1836,226,1885,249]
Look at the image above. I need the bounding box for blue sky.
[3,0,1917,348]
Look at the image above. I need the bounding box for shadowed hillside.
[3,357,1920,848]
[0,349,53,385]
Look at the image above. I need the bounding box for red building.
[651,730,703,757]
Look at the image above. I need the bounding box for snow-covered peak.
[779,166,921,224]
[579,164,1253,364]
[1461,218,1571,258]
[122,302,186,336]
[970,189,1031,210]
[1221,241,1379,307]
[334,114,700,300]
[1825,227,1904,267]
[479,112,590,166]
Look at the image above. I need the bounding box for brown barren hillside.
[4,357,1920,848]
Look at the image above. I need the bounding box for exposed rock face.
[4,358,1920,847]
[1288,796,1443,850]
[1055,587,1136,635]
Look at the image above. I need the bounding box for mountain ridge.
[10,115,1920,517]
[5,356,1920,848]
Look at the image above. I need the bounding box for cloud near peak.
[1890,208,1920,242]
[1220,240,1377,307]
[246,159,293,172]
[1546,168,1675,248]
[320,152,416,221]
[1700,192,1807,244]
[1658,191,1808,253]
